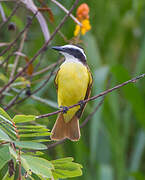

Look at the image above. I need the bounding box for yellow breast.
[55,62,90,122]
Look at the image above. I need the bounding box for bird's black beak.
[52,46,63,52]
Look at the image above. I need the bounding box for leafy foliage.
[0,108,82,179]
[0,0,145,179]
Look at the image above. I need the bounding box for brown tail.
[50,113,80,141]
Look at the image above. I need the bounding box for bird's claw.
[59,106,69,114]
[78,100,84,108]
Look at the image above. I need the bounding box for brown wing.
[76,65,93,118]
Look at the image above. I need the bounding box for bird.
[51,44,93,141]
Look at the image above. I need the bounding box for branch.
[0,3,6,22]
[0,48,17,67]
[13,58,59,105]
[9,29,28,82]
[31,58,63,77]
[0,12,37,56]
[0,2,20,29]
[0,0,80,95]
[18,149,22,180]
[20,0,50,42]
[51,0,81,26]
[47,98,106,149]
[4,88,26,111]
[36,73,145,119]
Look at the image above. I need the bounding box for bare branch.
[36,73,145,119]
[0,2,20,29]
[0,12,37,56]
[4,88,25,111]
[31,58,63,77]
[0,48,17,67]
[51,0,81,26]
[9,29,28,82]
[0,3,6,22]
[0,0,80,95]
[11,58,59,106]
[20,0,50,42]
[47,98,106,149]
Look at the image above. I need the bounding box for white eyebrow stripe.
[62,45,86,59]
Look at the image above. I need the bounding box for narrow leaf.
[13,141,47,150]
[18,128,48,132]
[0,107,11,122]
[0,145,11,170]
[13,115,36,123]
[20,132,51,137]
[0,128,11,141]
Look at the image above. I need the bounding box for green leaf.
[84,33,101,71]
[90,66,109,165]
[0,108,16,140]
[51,157,74,163]
[0,122,17,141]
[19,132,51,138]
[0,128,11,141]
[0,163,8,180]
[13,115,36,123]
[51,157,83,179]
[0,107,11,122]
[129,131,145,173]
[17,125,48,129]
[111,65,145,128]
[9,147,18,160]
[13,141,47,150]
[18,127,48,132]
[131,172,145,180]
[135,33,145,74]
[31,139,50,142]
[0,145,11,170]
[21,155,54,178]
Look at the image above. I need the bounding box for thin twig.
[36,73,145,119]
[80,76,111,128]
[0,12,37,57]
[18,149,22,180]
[4,56,60,110]
[47,139,66,149]
[0,48,17,67]
[31,58,63,77]
[51,0,81,26]
[0,3,6,22]
[20,0,50,42]
[0,2,20,29]
[47,98,106,149]
[4,88,26,111]
[47,97,105,149]
[9,29,28,82]
[0,0,80,95]
[12,58,59,106]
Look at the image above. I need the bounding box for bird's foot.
[78,100,84,108]
[59,106,69,114]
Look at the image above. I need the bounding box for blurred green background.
[1,0,145,179]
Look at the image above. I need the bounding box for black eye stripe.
[63,48,86,64]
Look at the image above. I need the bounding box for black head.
[52,44,87,64]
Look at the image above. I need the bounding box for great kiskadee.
[51,44,93,141]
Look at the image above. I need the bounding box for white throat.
[62,53,83,64]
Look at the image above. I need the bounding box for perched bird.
[51,44,93,141]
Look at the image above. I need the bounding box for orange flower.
[77,3,90,20]
[74,3,91,36]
